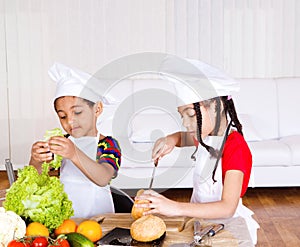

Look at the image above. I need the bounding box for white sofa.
[106,77,300,189]
[233,77,300,187]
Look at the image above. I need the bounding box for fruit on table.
[26,222,49,237]
[54,219,77,236]
[31,237,48,247]
[66,232,94,247]
[49,237,70,247]
[7,235,70,247]
[76,220,102,242]
[0,207,26,247]
[7,239,31,247]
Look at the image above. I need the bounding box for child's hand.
[135,189,180,217]
[48,136,76,160]
[31,141,53,163]
[152,136,175,162]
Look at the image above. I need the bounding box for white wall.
[0,0,300,168]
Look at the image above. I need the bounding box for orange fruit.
[76,220,102,242]
[54,219,77,236]
[26,222,49,237]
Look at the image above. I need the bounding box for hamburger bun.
[130,215,166,242]
[131,189,151,220]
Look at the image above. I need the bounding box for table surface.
[0,189,253,247]
[77,213,253,247]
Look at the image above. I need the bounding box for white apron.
[190,136,259,245]
[60,134,114,218]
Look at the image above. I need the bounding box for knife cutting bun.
[130,215,166,242]
[131,189,150,220]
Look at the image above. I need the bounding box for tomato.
[7,240,30,247]
[50,239,70,247]
[32,237,48,247]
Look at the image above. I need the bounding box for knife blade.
[149,159,158,189]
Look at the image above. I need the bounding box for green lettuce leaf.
[3,164,74,232]
[43,128,64,169]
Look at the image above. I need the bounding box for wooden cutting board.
[75,213,189,233]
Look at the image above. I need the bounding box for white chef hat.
[49,62,114,104]
[159,58,240,106]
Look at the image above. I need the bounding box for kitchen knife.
[194,225,214,244]
[149,159,158,189]
[5,159,16,186]
[169,222,213,247]
[193,220,201,241]
[170,223,224,247]
[207,223,225,237]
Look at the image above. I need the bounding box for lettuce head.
[3,164,74,232]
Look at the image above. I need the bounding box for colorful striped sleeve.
[96,136,121,177]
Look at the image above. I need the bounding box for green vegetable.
[43,128,64,169]
[3,164,74,232]
[66,232,95,247]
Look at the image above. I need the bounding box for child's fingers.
[40,152,53,161]
[48,136,74,158]
[32,142,50,155]
[33,141,49,150]
[48,135,66,142]
[32,149,53,162]
[152,138,166,160]
[48,136,68,147]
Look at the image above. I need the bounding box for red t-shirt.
[222,131,252,197]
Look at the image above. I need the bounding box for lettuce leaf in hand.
[3,164,74,232]
[43,128,64,169]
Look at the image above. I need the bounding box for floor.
[1,171,300,246]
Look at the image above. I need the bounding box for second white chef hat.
[158,57,240,106]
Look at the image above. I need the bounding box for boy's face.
[55,96,102,138]
[177,103,214,140]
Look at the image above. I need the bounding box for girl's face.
[55,96,102,138]
[178,103,214,140]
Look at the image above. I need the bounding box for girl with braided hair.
[134,60,259,245]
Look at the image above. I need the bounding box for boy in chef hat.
[135,59,259,245]
[30,63,121,218]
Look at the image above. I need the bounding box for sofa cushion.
[128,112,182,142]
[248,140,292,167]
[276,78,300,137]
[280,135,300,165]
[238,114,262,141]
[234,79,279,140]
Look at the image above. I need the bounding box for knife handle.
[194,225,213,243]
[207,223,224,237]
[193,220,201,235]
